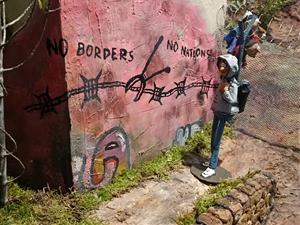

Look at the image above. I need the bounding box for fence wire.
[233,42,300,150]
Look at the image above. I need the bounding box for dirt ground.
[268,0,300,53]
[221,134,300,225]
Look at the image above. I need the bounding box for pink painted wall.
[59,0,221,190]
[4,0,222,191]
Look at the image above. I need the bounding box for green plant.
[256,0,295,28]
[176,212,196,225]
[190,122,234,158]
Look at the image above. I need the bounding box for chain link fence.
[234,42,300,150]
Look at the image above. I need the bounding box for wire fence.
[213,2,300,150]
[234,42,300,150]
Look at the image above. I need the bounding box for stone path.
[92,167,209,225]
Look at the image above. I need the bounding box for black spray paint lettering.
[181,47,213,59]
[166,39,213,59]
[167,39,179,52]
[76,42,134,62]
[46,38,68,58]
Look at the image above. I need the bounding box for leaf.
[38,0,48,10]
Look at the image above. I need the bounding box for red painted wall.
[4,0,72,191]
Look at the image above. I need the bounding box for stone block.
[246,179,262,191]
[207,206,233,225]
[265,193,272,206]
[237,184,256,196]
[250,190,262,205]
[236,213,249,225]
[256,199,265,211]
[253,174,271,189]
[258,205,267,220]
[259,207,271,223]
[228,189,249,205]
[251,212,260,224]
[216,197,243,218]
[196,213,223,225]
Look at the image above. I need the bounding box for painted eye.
[105,141,119,151]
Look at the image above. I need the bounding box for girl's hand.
[219,82,229,93]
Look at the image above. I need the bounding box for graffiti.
[77,42,134,62]
[46,38,68,58]
[47,37,134,62]
[167,39,213,59]
[80,72,101,108]
[25,75,217,118]
[125,36,171,101]
[25,35,219,118]
[173,120,204,146]
[78,127,131,189]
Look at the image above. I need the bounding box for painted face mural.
[79,127,130,189]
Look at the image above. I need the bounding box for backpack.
[237,79,251,113]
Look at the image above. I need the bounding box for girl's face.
[218,61,229,80]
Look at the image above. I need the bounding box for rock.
[207,206,233,225]
[251,212,260,224]
[237,184,256,196]
[246,179,262,191]
[236,213,249,225]
[196,213,223,225]
[256,199,265,211]
[228,189,249,205]
[250,190,263,205]
[216,197,243,223]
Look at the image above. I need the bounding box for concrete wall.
[4,0,226,191]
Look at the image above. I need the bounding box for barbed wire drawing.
[24,74,218,118]
[25,35,219,118]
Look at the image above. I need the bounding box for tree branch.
[1,0,7,45]
[2,0,35,29]
[45,6,60,14]
[0,0,36,49]
[0,16,48,73]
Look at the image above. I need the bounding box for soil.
[221,134,300,225]
[267,0,300,52]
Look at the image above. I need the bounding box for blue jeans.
[209,112,233,169]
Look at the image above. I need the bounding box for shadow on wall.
[4,0,73,192]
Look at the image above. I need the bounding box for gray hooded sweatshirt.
[211,54,239,115]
